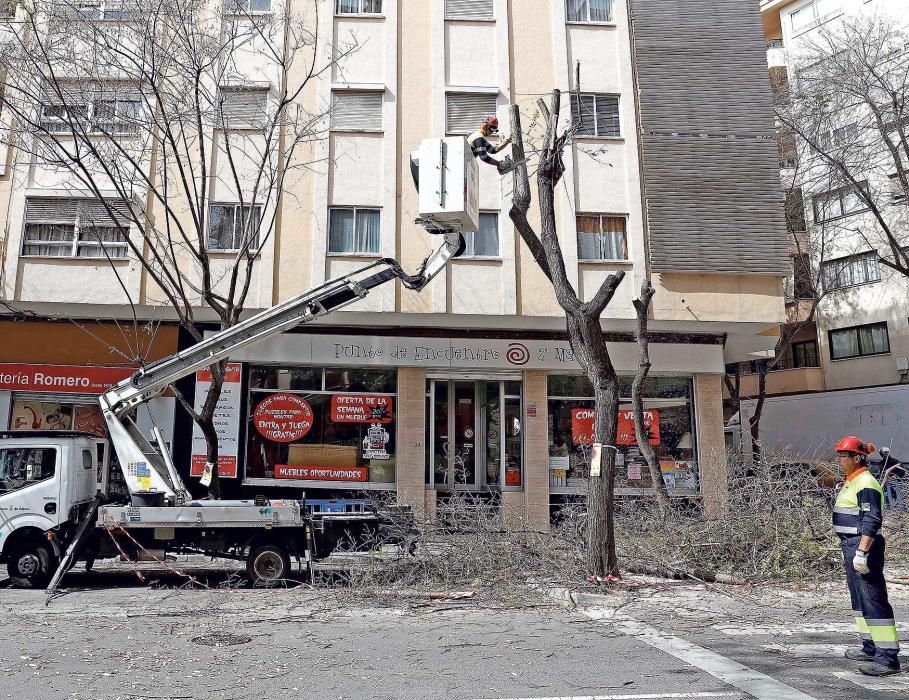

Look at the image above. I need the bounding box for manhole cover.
[191,632,252,647]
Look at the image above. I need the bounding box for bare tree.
[508,92,625,578]
[0,0,354,496]
[629,279,670,515]
[777,14,909,277]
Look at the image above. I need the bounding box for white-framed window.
[446,92,497,135]
[330,91,383,132]
[207,203,263,251]
[40,85,140,135]
[821,251,880,291]
[812,182,868,223]
[226,0,272,13]
[335,0,382,14]
[576,214,627,260]
[21,197,130,259]
[566,0,614,23]
[789,0,839,33]
[462,212,499,257]
[328,207,380,254]
[445,0,494,20]
[67,0,136,20]
[216,87,269,129]
[829,321,889,361]
[570,93,620,137]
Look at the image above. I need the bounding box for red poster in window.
[617,409,660,446]
[253,394,313,443]
[331,394,394,423]
[571,408,660,446]
[571,408,595,445]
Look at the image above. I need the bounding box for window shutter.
[330,91,383,131]
[218,89,268,128]
[446,92,497,135]
[445,0,494,20]
[571,94,596,136]
[25,197,79,223]
[79,199,133,227]
[594,95,620,136]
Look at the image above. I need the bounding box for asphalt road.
[1,562,908,700]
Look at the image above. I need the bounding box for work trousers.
[841,535,900,669]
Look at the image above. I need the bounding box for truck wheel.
[6,540,57,589]
[247,543,291,585]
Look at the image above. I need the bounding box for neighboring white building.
[0,1,788,526]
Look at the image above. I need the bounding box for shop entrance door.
[428,379,522,490]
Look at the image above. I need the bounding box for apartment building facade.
[0,0,786,526]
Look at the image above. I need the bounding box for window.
[446,92,497,135]
[785,188,807,233]
[0,448,57,494]
[445,0,493,20]
[566,0,613,23]
[328,207,380,254]
[791,253,814,299]
[462,212,499,257]
[790,0,839,32]
[217,88,268,129]
[576,214,627,260]
[40,85,140,135]
[335,0,381,14]
[245,366,398,485]
[207,203,263,251]
[812,182,868,223]
[0,1,16,19]
[330,91,383,132]
[22,197,130,258]
[67,0,136,20]
[791,340,819,369]
[822,251,880,291]
[226,0,272,12]
[890,174,907,203]
[829,322,890,360]
[570,93,620,137]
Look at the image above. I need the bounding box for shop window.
[0,447,56,494]
[245,365,397,485]
[9,398,107,435]
[547,375,696,493]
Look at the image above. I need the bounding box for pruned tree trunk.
[631,279,670,515]
[508,93,625,578]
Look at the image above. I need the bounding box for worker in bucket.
[833,436,901,676]
[468,116,513,174]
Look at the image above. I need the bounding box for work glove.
[853,549,870,575]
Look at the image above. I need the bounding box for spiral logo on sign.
[506,342,530,366]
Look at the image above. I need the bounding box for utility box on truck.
[412,137,479,233]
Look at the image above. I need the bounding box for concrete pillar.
[396,367,427,518]
[694,373,728,517]
[521,370,550,531]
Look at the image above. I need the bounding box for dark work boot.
[859,662,901,676]
[845,648,876,662]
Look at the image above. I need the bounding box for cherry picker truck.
[0,136,480,590]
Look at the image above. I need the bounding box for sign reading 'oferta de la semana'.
[0,363,134,394]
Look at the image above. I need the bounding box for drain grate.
[191,632,252,647]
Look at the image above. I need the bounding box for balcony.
[725,366,825,400]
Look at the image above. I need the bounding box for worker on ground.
[833,436,901,676]
[879,446,906,511]
[468,116,512,174]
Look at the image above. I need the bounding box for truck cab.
[0,431,103,587]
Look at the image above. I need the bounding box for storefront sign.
[331,394,393,423]
[571,408,661,446]
[229,333,724,374]
[190,363,242,479]
[253,393,314,443]
[0,363,134,394]
[274,465,368,481]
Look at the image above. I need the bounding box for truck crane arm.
[100,230,464,504]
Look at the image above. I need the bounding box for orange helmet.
[835,435,876,456]
[482,115,499,133]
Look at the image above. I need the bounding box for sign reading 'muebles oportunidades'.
[253,393,314,442]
